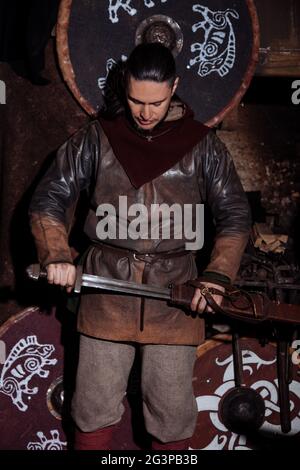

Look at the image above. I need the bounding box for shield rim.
[56,0,260,126]
[0,306,40,337]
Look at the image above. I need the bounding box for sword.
[26,264,300,326]
[26,264,171,300]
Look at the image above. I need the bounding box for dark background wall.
[0,38,88,323]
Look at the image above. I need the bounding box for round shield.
[56,0,259,125]
[0,307,139,450]
[191,335,300,450]
[0,307,68,450]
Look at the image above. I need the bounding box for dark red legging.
[74,426,189,450]
[152,439,190,450]
[74,425,115,450]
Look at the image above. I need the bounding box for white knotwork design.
[216,350,276,382]
[108,0,168,23]
[192,349,300,450]
[98,56,127,92]
[190,4,239,77]
[108,0,137,24]
[27,430,67,450]
[144,0,167,8]
[0,335,57,412]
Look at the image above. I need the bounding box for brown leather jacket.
[29,108,250,345]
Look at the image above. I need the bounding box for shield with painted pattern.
[191,335,300,450]
[56,0,259,125]
[1,310,300,449]
[0,307,139,450]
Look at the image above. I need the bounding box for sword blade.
[80,273,171,300]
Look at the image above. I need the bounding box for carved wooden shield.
[56,0,259,125]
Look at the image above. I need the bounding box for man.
[29,43,250,450]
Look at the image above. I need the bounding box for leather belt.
[92,241,192,262]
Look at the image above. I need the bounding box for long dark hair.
[100,43,177,119]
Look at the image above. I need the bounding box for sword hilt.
[26,263,82,293]
[74,265,83,294]
[26,264,48,281]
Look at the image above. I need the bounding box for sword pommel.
[26,264,47,281]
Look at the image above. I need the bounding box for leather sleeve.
[30,213,74,267]
[29,121,100,266]
[199,132,251,281]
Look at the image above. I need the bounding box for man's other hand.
[46,263,76,293]
[191,282,225,313]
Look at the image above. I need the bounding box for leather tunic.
[30,114,250,345]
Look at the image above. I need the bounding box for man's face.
[126,76,179,131]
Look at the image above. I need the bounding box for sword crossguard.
[74,265,83,294]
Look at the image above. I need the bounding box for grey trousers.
[71,334,198,443]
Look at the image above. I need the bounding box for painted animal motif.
[98,56,127,92]
[190,4,239,77]
[27,430,67,450]
[0,335,57,411]
[108,0,168,23]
